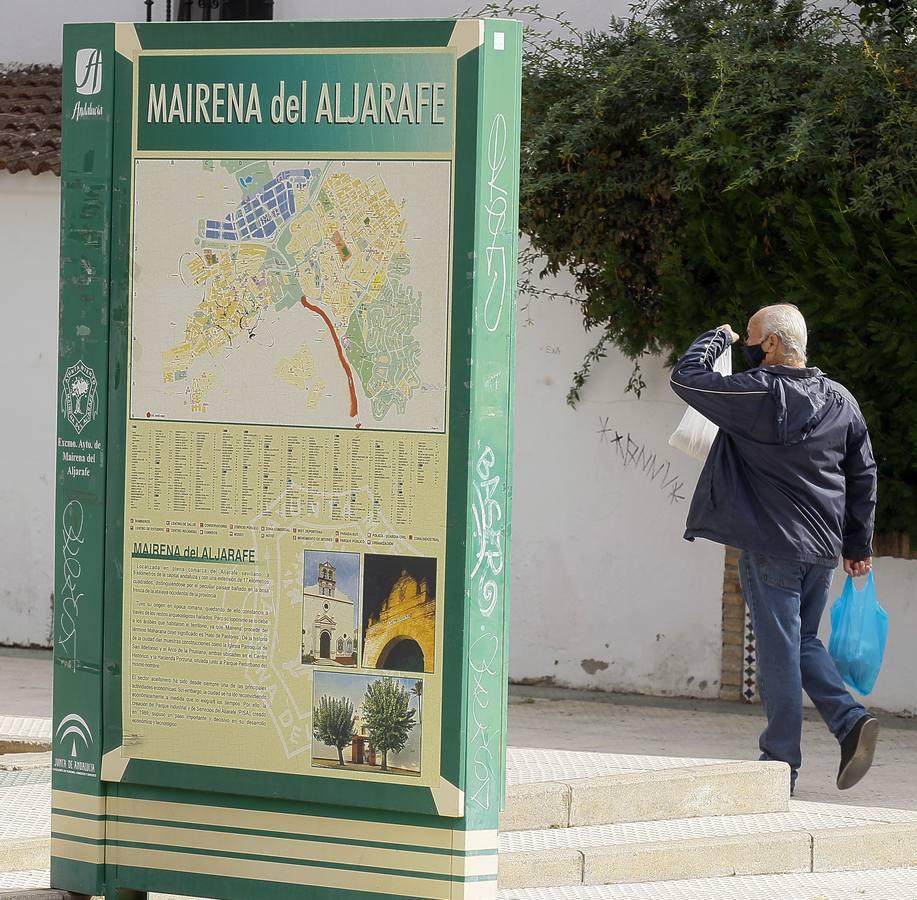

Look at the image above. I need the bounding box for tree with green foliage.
[858,0,916,43]
[362,678,417,772]
[496,0,917,540]
[312,695,354,766]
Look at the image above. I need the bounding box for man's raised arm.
[669,327,771,436]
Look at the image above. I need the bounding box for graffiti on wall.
[598,418,687,504]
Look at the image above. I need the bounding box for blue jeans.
[739,551,867,786]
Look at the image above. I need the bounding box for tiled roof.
[0,65,61,176]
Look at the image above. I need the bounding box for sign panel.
[123,57,455,788]
[54,18,520,900]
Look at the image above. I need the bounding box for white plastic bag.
[668,345,732,462]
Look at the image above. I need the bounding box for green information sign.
[53,17,520,900]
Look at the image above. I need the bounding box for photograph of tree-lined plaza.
[311,671,422,776]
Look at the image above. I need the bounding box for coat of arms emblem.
[61,361,99,434]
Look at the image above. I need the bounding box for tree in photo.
[362,678,417,772]
[312,695,354,767]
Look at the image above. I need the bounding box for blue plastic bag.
[828,572,888,696]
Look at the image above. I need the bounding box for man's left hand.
[718,324,740,345]
[844,557,873,577]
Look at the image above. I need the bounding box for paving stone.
[507,748,721,784]
[495,866,917,899]
[0,774,51,842]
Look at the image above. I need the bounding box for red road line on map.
[300,296,358,418]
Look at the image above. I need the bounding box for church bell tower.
[318,561,337,597]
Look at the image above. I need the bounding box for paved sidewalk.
[4,871,917,898]
[0,651,52,719]
[3,648,916,808]
[2,647,917,899]
[508,686,917,810]
[499,869,917,898]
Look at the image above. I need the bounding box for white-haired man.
[670,304,878,795]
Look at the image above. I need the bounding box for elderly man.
[670,304,878,795]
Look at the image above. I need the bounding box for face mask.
[743,341,766,368]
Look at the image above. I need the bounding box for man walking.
[670,304,878,794]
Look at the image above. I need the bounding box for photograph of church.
[361,554,437,674]
[301,550,360,667]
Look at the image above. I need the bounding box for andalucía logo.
[75,48,102,96]
[54,713,97,776]
[61,361,99,435]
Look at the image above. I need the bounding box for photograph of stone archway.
[361,554,436,674]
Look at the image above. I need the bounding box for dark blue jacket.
[670,329,877,566]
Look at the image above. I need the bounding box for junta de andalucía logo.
[54,713,97,776]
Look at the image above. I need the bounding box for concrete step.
[503,748,789,831]
[497,800,917,889]
[0,717,51,755]
[496,866,917,899]
[0,769,51,873]
[0,839,48,878]
[5,747,917,894]
[0,753,52,772]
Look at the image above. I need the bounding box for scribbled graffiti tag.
[468,630,500,810]
[471,446,503,615]
[468,445,505,810]
[58,500,85,660]
[599,418,687,504]
[484,114,508,333]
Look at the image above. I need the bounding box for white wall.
[1,0,637,65]
[509,284,726,698]
[819,559,917,716]
[1,2,914,715]
[0,0,855,66]
[0,168,729,691]
[0,174,60,647]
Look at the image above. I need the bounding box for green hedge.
[514,0,917,538]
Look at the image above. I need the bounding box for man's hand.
[844,557,873,577]
[718,324,740,345]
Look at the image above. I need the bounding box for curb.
[0,839,50,876]
[497,822,917,889]
[501,761,789,831]
[0,718,52,756]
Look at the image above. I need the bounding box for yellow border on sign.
[117,41,459,806]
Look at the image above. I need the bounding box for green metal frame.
[53,19,521,899]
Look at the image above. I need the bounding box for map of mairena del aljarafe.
[129,158,451,432]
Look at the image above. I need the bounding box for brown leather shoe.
[837,715,879,790]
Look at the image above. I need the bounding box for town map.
[129,158,451,432]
